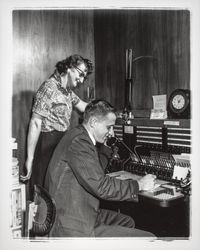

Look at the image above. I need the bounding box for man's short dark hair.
[83,99,116,123]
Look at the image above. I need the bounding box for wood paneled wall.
[12,10,95,168]
[94,9,190,112]
[13,9,190,170]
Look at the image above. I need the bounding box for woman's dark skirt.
[29,130,65,200]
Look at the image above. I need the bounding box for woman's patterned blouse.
[32,73,80,132]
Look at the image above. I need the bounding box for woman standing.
[20,54,93,198]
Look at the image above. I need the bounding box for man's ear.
[89,116,98,128]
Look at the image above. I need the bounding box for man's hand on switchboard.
[138,174,157,191]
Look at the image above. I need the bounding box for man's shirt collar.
[83,125,96,145]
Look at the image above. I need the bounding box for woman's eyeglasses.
[74,66,87,79]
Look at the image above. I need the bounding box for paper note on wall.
[150,94,167,119]
[152,94,167,110]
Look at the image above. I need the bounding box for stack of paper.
[150,94,167,119]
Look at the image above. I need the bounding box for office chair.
[29,184,56,237]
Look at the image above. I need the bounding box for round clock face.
[172,94,185,110]
[167,89,190,119]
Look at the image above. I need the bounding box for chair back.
[30,184,56,237]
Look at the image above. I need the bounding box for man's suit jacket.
[45,125,139,237]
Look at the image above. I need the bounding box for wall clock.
[167,89,190,119]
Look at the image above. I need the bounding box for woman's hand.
[20,158,33,181]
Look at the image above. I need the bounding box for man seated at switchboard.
[44,99,157,237]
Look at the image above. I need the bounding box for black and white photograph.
[0,0,200,250]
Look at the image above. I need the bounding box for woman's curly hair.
[55,54,93,75]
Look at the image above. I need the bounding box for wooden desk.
[108,170,185,208]
[104,170,190,237]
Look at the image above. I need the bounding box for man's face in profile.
[93,112,116,144]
